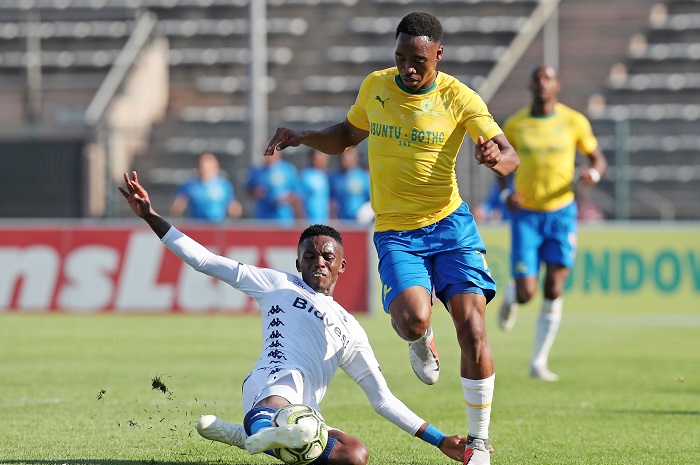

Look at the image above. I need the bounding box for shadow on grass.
[0,461,260,465]
[608,409,700,416]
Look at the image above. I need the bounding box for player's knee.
[331,433,369,465]
[390,308,431,341]
[347,442,369,465]
[395,316,430,341]
[516,281,537,303]
[455,317,488,350]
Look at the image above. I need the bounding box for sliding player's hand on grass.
[438,434,469,462]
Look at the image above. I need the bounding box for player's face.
[530,66,560,102]
[394,33,443,91]
[296,235,346,296]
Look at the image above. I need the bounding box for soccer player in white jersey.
[119,171,470,465]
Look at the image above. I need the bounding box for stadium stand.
[586,0,700,220]
[0,0,696,220]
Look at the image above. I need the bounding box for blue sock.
[243,406,277,456]
[243,406,276,435]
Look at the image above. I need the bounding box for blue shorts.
[510,201,578,278]
[373,203,497,313]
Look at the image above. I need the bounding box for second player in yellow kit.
[498,65,607,382]
[503,102,599,212]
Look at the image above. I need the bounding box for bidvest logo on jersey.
[292,296,349,348]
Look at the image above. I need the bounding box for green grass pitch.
[1,304,698,465]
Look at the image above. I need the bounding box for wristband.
[588,167,601,184]
[421,424,446,447]
[499,188,512,205]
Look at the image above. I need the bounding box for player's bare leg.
[530,266,568,381]
[499,276,537,331]
[389,286,440,385]
[448,293,494,464]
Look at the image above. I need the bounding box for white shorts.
[242,369,320,413]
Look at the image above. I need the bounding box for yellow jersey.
[346,68,502,232]
[503,103,599,212]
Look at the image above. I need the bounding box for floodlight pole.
[543,3,559,71]
[249,0,268,165]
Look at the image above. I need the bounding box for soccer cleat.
[468,435,494,453]
[498,298,519,331]
[464,437,490,465]
[530,365,559,382]
[245,424,317,455]
[196,415,247,449]
[408,325,440,385]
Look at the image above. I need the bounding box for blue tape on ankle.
[309,437,337,465]
[421,424,445,447]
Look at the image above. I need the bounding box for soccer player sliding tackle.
[119,171,470,465]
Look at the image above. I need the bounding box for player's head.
[396,12,443,43]
[394,12,444,92]
[309,149,329,170]
[197,152,220,180]
[529,64,560,103]
[339,148,360,171]
[296,224,346,296]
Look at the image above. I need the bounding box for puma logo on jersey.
[375,95,390,108]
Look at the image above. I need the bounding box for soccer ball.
[272,404,329,465]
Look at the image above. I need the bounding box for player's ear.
[436,45,443,62]
[338,258,346,274]
[295,258,301,272]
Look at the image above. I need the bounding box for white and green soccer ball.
[272,404,329,465]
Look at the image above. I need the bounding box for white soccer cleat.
[408,325,440,385]
[244,424,317,455]
[196,414,247,449]
[530,365,559,382]
[464,437,490,465]
[498,298,519,331]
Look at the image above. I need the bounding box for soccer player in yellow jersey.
[498,65,608,381]
[265,12,519,464]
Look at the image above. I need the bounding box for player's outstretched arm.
[118,171,171,239]
[264,119,368,156]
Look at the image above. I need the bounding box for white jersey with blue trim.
[160,226,378,404]
[237,263,376,406]
[161,226,425,436]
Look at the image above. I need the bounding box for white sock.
[504,281,517,305]
[531,297,563,368]
[461,374,495,439]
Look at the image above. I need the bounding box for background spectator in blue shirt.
[246,147,298,224]
[170,152,241,222]
[473,178,512,223]
[329,148,371,222]
[298,149,330,223]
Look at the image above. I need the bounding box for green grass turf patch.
[1,309,698,465]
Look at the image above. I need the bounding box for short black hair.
[396,12,443,43]
[298,224,343,246]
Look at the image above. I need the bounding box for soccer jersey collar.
[394,73,438,95]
